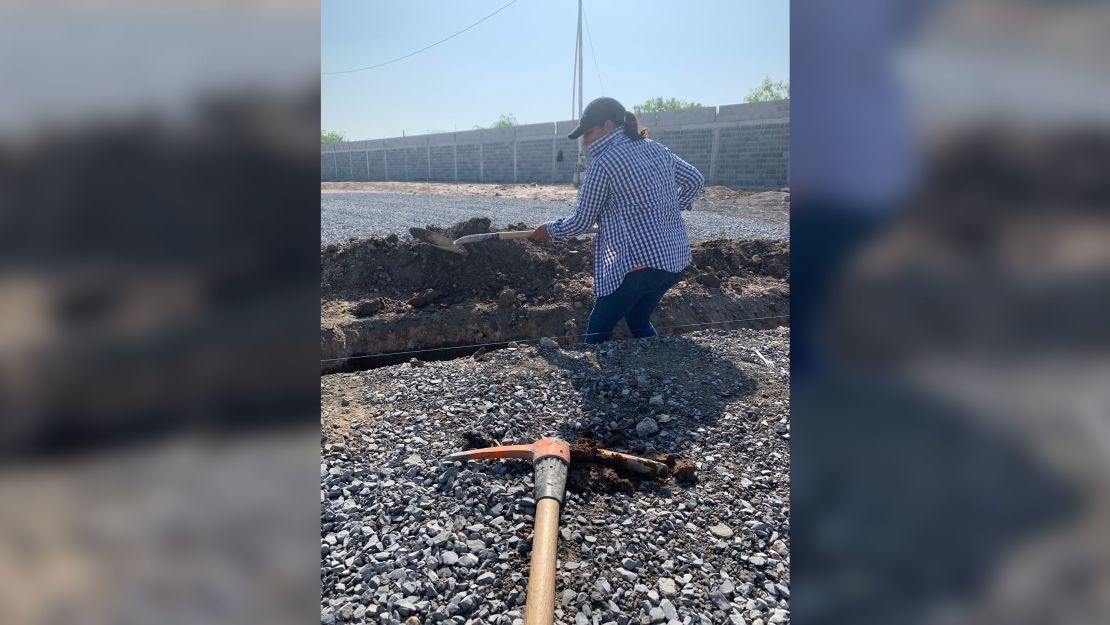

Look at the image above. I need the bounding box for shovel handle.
[524,497,560,625]
[498,230,534,240]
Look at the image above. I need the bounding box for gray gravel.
[320,329,790,625]
[320,193,788,246]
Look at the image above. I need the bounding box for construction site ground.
[320,182,790,624]
[321,328,790,625]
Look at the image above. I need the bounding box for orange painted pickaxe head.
[446,436,571,504]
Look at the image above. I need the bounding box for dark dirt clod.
[673,459,698,483]
[567,463,634,495]
[567,437,685,493]
[351,298,383,317]
[462,431,493,450]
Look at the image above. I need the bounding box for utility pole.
[572,0,586,188]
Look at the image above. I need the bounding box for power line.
[582,5,605,95]
[322,0,523,76]
[320,314,790,364]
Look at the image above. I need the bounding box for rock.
[498,288,517,308]
[649,394,665,406]
[696,273,721,288]
[338,603,355,621]
[649,607,666,623]
[616,568,637,582]
[658,578,677,598]
[408,288,439,308]
[636,418,659,438]
[476,572,497,585]
[660,599,678,621]
[710,524,734,539]
[395,598,417,616]
[540,337,560,350]
[352,298,384,317]
[440,551,459,566]
[458,553,479,567]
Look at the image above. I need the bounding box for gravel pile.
[321,328,790,625]
[320,193,788,246]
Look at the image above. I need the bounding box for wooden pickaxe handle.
[525,496,560,625]
[443,438,572,625]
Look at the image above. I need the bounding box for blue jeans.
[585,268,682,344]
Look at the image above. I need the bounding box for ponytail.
[623,112,648,140]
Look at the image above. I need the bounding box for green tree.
[744,77,790,103]
[491,113,517,128]
[633,97,704,114]
[321,130,345,144]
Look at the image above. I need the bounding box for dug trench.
[321,218,789,374]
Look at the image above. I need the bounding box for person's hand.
[529,224,549,242]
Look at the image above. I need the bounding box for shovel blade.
[410,227,466,254]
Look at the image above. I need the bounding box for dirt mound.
[321,220,789,372]
[322,220,787,308]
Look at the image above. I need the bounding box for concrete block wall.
[322,100,788,189]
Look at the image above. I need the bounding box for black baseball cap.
[567,97,627,139]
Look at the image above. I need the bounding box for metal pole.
[573,0,585,188]
[572,5,580,122]
[577,0,583,119]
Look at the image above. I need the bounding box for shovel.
[453,227,598,246]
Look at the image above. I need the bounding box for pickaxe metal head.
[445,436,571,465]
[447,437,571,504]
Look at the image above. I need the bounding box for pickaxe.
[445,437,669,625]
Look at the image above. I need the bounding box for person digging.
[530,96,704,343]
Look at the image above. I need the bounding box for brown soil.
[321,219,789,372]
[673,458,698,483]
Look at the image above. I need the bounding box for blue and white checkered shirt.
[547,127,704,297]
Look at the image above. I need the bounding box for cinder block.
[515,122,555,139]
[481,127,515,143]
[654,107,716,127]
[718,100,790,123]
[367,151,386,180]
[455,129,483,145]
[555,119,580,137]
[427,132,456,146]
[334,152,353,180]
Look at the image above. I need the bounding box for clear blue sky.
[322,0,788,140]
